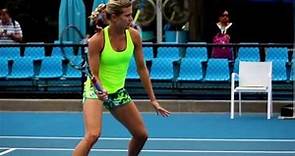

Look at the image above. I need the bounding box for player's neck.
[108,25,125,37]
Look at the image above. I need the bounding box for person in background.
[211,10,234,60]
[0,8,23,43]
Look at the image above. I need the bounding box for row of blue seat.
[0,46,81,60]
[127,58,295,82]
[0,57,82,79]
[142,47,293,62]
[1,56,294,82]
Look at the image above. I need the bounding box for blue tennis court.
[0,112,294,156]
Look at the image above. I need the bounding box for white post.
[293,2,295,50]
[293,2,295,109]
[230,73,235,119]
[156,0,163,43]
[176,31,179,43]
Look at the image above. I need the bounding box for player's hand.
[97,89,108,102]
[150,100,170,117]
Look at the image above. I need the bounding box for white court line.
[0,148,16,155]
[0,147,294,154]
[0,136,295,142]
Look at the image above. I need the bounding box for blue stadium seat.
[177,58,203,81]
[156,47,180,60]
[204,59,229,81]
[7,57,34,79]
[76,47,84,57]
[290,62,295,81]
[51,47,65,59]
[67,55,83,67]
[270,60,287,81]
[126,58,139,79]
[63,65,82,78]
[0,47,21,59]
[150,58,174,80]
[36,57,63,78]
[185,47,208,62]
[265,47,289,62]
[52,41,75,58]
[143,47,154,61]
[0,58,9,78]
[24,47,45,60]
[63,64,82,79]
[236,47,260,61]
[233,61,240,74]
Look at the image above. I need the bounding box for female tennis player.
[72,0,170,156]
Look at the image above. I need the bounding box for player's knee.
[133,131,148,142]
[84,131,101,143]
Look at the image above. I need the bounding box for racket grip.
[90,77,102,92]
[90,77,109,102]
[134,10,140,23]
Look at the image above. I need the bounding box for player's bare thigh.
[111,102,147,136]
[83,99,104,134]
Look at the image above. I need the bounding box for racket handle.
[91,77,109,102]
[90,77,110,102]
[134,10,140,23]
[90,77,102,92]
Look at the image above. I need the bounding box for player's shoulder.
[128,27,141,43]
[129,27,141,37]
[88,30,104,44]
[88,30,104,50]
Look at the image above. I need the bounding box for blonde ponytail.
[89,3,107,25]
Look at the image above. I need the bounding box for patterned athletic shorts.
[83,87,132,110]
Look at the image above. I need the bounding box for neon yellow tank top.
[98,26,134,93]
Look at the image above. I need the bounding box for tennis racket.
[60,25,103,94]
[162,0,190,25]
[132,0,156,26]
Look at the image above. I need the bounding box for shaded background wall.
[0,0,60,42]
[0,0,293,43]
[199,0,294,43]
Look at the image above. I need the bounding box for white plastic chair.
[230,62,272,119]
